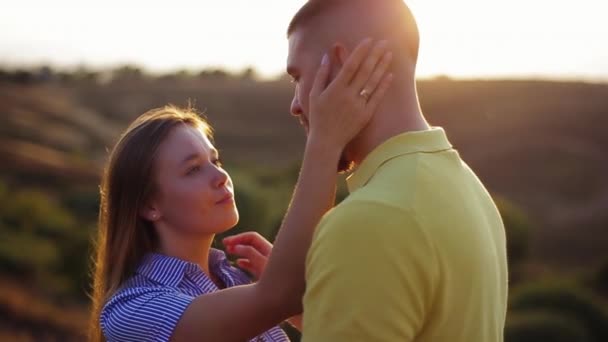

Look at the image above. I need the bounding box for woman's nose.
[214,167,229,188]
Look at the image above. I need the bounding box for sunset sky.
[1,0,606,80]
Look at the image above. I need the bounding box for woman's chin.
[220,212,239,233]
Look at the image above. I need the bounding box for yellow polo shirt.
[302,127,508,342]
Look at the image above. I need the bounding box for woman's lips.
[216,194,234,205]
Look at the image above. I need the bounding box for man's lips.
[299,117,309,132]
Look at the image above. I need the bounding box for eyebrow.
[180,149,219,165]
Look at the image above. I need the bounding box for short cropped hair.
[287,0,419,62]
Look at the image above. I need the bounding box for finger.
[236,259,252,269]
[332,38,373,87]
[223,232,272,256]
[236,259,257,275]
[230,245,266,265]
[310,53,331,98]
[222,233,249,245]
[350,40,389,92]
[358,51,392,97]
[366,73,394,112]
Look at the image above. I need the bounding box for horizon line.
[1,62,607,85]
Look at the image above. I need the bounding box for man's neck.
[348,90,429,166]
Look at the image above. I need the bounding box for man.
[286,0,508,341]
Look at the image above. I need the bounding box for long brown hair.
[89,105,212,342]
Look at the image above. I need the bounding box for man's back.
[303,128,508,341]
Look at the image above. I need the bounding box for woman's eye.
[213,159,223,168]
[187,165,201,175]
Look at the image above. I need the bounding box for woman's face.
[149,123,238,236]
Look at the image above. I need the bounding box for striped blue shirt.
[100,249,290,342]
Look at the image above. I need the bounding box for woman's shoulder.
[100,254,197,341]
[101,279,194,341]
[107,275,174,302]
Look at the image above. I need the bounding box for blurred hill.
[2,72,606,268]
[1,68,607,340]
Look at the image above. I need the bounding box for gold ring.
[359,88,371,101]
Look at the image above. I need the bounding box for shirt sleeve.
[100,286,194,342]
[302,200,439,342]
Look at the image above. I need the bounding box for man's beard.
[302,119,353,173]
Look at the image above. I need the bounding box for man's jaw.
[299,116,353,173]
[338,154,354,174]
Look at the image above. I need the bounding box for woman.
[90,39,393,341]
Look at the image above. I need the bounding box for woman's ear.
[140,204,161,222]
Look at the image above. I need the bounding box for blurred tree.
[198,68,230,80]
[0,179,6,200]
[36,66,55,82]
[57,71,75,83]
[2,190,76,239]
[494,197,533,271]
[0,229,61,277]
[239,67,257,81]
[0,67,9,81]
[505,311,592,342]
[596,260,608,294]
[111,65,145,82]
[73,65,99,83]
[175,69,192,79]
[0,187,90,298]
[509,282,608,341]
[63,187,100,221]
[12,69,33,84]
[587,259,608,298]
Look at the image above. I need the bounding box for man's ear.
[329,43,350,81]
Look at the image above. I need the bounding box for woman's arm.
[223,232,302,330]
[172,131,342,341]
[171,39,393,342]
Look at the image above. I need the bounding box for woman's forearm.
[258,138,341,315]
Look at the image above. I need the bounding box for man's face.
[286,30,323,135]
[286,30,354,173]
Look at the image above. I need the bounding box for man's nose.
[290,96,303,117]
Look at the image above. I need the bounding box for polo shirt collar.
[346,127,452,192]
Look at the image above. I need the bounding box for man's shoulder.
[313,197,418,245]
[323,197,404,223]
[306,197,439,282]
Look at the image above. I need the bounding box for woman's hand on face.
[308,38,394,151]
[223,232,272,281]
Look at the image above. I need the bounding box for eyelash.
[187,165,201,175]
[187,158,222,175]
